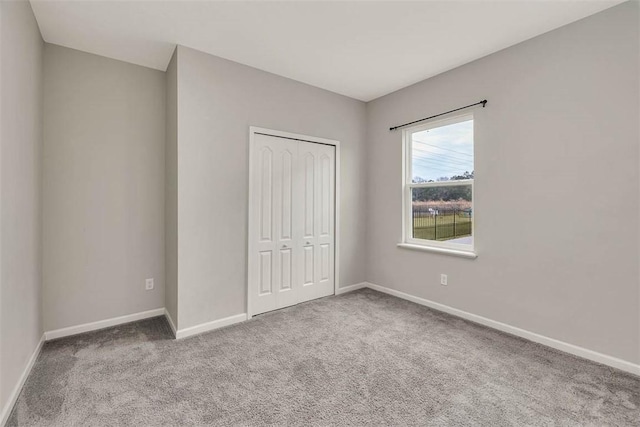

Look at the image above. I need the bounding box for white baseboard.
[179,282,371,338]
[364,282,640,376]
[335,282,368,295]
[175,313,247,339]
[164,309,178,338]
[1,334,45,427]
[44,308,165,341]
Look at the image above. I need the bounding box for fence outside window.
[412,206,472,241]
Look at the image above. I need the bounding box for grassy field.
[413,211,472,241]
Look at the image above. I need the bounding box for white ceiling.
[30,0,624,101]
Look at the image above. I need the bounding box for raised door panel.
[303,153,315,239]
[319,154,331,238]
[319,244,330,282]
[303,245,314,285]
[259,251,273,295]
[279,248,292,291]
[259,147,273,242]
[280,150,293,241]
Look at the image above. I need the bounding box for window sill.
[397,243,478,259]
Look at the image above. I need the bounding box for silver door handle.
[282,244,288,248]
[306,242,311,245]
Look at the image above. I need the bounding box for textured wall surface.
[43,45,166,331]
[365,2,639,363]
[165,49,179,327]
[0,0,44,417]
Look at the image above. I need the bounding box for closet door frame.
[247,126,340,319]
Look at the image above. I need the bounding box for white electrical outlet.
[440,274,448,286]
[145,278,154,290]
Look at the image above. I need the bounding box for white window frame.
[400,113,476,257]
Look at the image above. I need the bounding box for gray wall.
[165,49,178,326]
[43,45,166,331]
[0,0,43,416]
[365,1,639,364]
[174,46,367,329]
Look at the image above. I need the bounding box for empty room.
[1,0,639,425]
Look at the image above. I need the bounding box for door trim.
[247,126,340,319]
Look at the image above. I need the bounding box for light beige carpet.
[8,289,640,426]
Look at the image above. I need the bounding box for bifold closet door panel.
[250,134,300,315]
[316,143,335,299]
[297,141,335,304]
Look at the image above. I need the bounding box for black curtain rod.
[389,99,487,131]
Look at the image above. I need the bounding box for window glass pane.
[411,119,473,184]
[412,185,472,245]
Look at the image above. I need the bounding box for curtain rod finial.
[481,100,487,107]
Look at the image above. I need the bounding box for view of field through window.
[411,118,473,245]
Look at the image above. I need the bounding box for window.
[402,114,474,254]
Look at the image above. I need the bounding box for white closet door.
[297,141,335,304]
[249,133,335,316]
[249,133,300,315]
